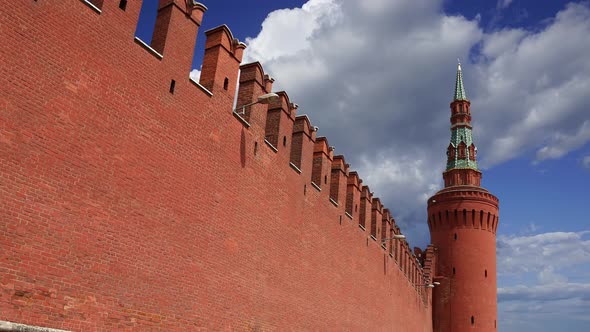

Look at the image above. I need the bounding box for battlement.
[0,1,435,330]
[429,186,499,205]
[428,187,499,233]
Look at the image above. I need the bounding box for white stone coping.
[0,321,70,332]
[80,0,101,14]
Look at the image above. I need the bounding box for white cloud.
[497,230,590,330]
[244,0,342,64]
[481,28,526,58]
[242,1,590,248]
[497,0,514,9]
[537,266,567,284]
[475,3,590,166]
[525,222,539,233]
[536,120,590,160]
[499,282,590,330]
[355,149,442,241]
[499,282,590,302]
[583,155,590,169]
[189,69,201,82]
[497,230,590,276]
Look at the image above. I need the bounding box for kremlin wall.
[0,1,498,331]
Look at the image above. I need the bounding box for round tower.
[429,63,499,332]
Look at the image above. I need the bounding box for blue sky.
[135,1,308,72]
[136,1,590,330]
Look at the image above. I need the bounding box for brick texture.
[0,1,434,331]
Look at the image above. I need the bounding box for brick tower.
[428,63,500,331]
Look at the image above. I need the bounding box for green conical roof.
[446,62,478,171]
[454,62,468,101]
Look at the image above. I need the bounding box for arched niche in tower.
[458,142,467,159]
[447,143,455,163]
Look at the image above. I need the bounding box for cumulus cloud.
[481,28,526,58]
[497,230,590,330]
[474,3,590,166]
[536,120,590,161]
[244,0,343,64]
[242,0,590,248]
[355,149,442,241]
[497,230,590,276]
[499,283,590,329]
[500,296,590,331]
[499,282,590,302]
[243,0,482,246]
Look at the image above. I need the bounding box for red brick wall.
[151,2,173,54]
[0,1,433,331]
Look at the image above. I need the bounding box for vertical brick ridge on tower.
[428,63,500,332]
[1,1,435,331]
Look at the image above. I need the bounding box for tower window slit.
[463,209,467,226]
[480,210,484,228]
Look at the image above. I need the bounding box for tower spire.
[444,63,480,187]
[428,62,499,332]
[454,61,467,101]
